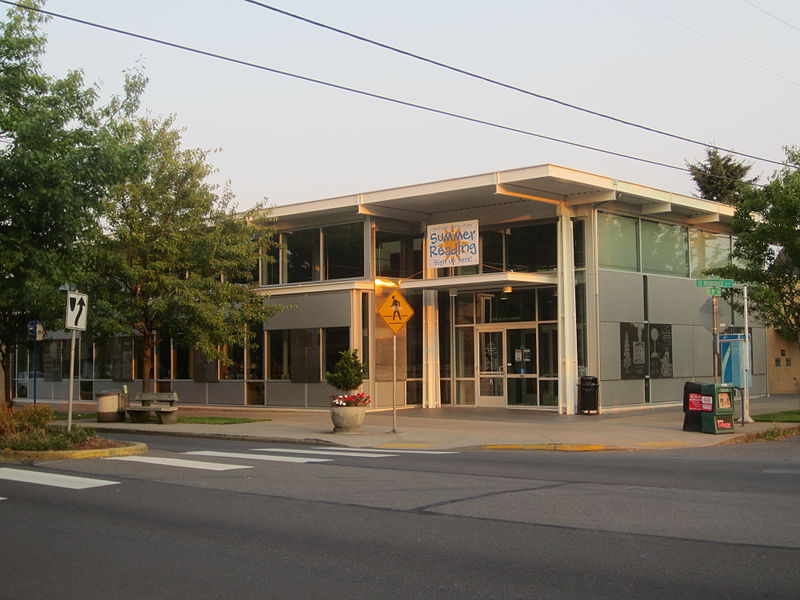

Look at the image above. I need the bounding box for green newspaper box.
[699,383,735,434]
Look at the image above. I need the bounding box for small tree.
[325,349,366,399]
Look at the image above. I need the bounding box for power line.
[743,0,800,34]
[242,0,791,169]
[0,0,769,190]
[634,0,800,89]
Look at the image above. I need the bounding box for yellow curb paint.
[377,443,434,449]
[482,444,617,452]
[637,441,694,448]
[0,442,148,462]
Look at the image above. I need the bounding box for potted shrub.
[325,349,370,433]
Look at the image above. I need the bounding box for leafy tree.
[83,115,282,392]
[0,1,143,409]
[687,148,756,206]
[707,147,800,352]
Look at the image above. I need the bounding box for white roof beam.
[640,202,673,215]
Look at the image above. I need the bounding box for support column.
[557,205,579,414]
[422,289,441,407]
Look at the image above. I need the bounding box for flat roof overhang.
[399,271,557,292]
[268,163,735,232]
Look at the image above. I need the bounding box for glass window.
[506,223,557,272]
[455,293,474,324]
[690,231,730,276]
[598,213,639,271]
[324,327,350,376]
[111,337,134,381]
[285,229,320,283]
[222,344,244,380]
[324,223,364,279]
[438,292,451,379]
[268,330,290,380]
[94,339,112,379]
[376,232,423,279]
[573,219,585,268]
[482,230,504,272]
[157,339,171,379]
[248,325,264,380]
[455,327,474,378]
[80,338,93,379]
[641,220,688,277]
[537,287,557,321]
[290,328,321,383]
[261,240,280,285]
[406,293,423,378]
[485,289,535,323]
[174,344,191,380]
[538,324,558,377]
[361,293,370,378]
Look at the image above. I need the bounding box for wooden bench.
[125,392,179,424]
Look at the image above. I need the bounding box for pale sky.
[32,0,800,210]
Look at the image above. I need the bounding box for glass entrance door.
[477,329,505,406]
[506,327,538,406]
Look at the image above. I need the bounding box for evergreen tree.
[687,148,756,206]
[326,349,365,395]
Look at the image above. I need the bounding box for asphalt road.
[1,434,799,599]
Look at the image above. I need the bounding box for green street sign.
[708,287,722,296]
[696,279,734,288]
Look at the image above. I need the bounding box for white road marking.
[763,469,800,474]
[251,448,398,458]
[184,451,331,464]
[0,468,119,490]
[0,497,6,501]
[312,446,458,455]
[106,456,252,471]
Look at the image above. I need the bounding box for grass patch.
[53,412,96,421]
[177,416,268,425]
[753,410,800,423]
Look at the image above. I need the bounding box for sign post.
[376,289,414,433]
[27,321,44,404]
[697,280,735,382]
[65,292,88,432]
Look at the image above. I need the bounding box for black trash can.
[682,381,704,432]
[578,376,599,414]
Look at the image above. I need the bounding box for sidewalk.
[54,394,800,451]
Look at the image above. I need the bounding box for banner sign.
[426,220,479,269]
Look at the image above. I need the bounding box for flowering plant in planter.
[331,392,371,407]
[326,349,369,407]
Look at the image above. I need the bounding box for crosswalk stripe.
[106,456,252,471]
[184,451,331,464]
[251,448,398,458]
[0,468,119,490]
[312,446,458,455]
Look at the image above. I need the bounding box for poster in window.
[648,323,673,379]
[620,322,646,379]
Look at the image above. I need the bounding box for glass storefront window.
[324,327,350,376]
[222,344,244,380]
[94,339,112,379]
[641,220,688,277]
[537,287,557,321]
[482,230,504,272]
[506,223,557,272]
[324,223,364,279]
[406,293,423,379]
[268,330,290,380]
[174,344,191,380]
[261,241,280,285]
[376,232,423,279]
[361,292,370,378]
[290,328,321,383]
[598,213,639,271]
[455,294,474,324]
[438,292,451,379]
[538,324,558,377]
[484,290,535,323]
[690,230,730,276]
[157,339,171,379]
[248,326,264,380]
[455,327,474,377]
[285,229,321,283]
[573,219,585,268]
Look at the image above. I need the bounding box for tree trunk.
[1,349,11,411]
[141,331,154,393]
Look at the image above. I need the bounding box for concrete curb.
[0,442,148,462]
[478,443,629,452]
[90,426,345,447]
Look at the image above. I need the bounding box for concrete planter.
[330,406,366,433]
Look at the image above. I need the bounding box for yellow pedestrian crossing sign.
[377,290,414,334]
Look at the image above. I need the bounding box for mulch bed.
[70,437,129,450]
